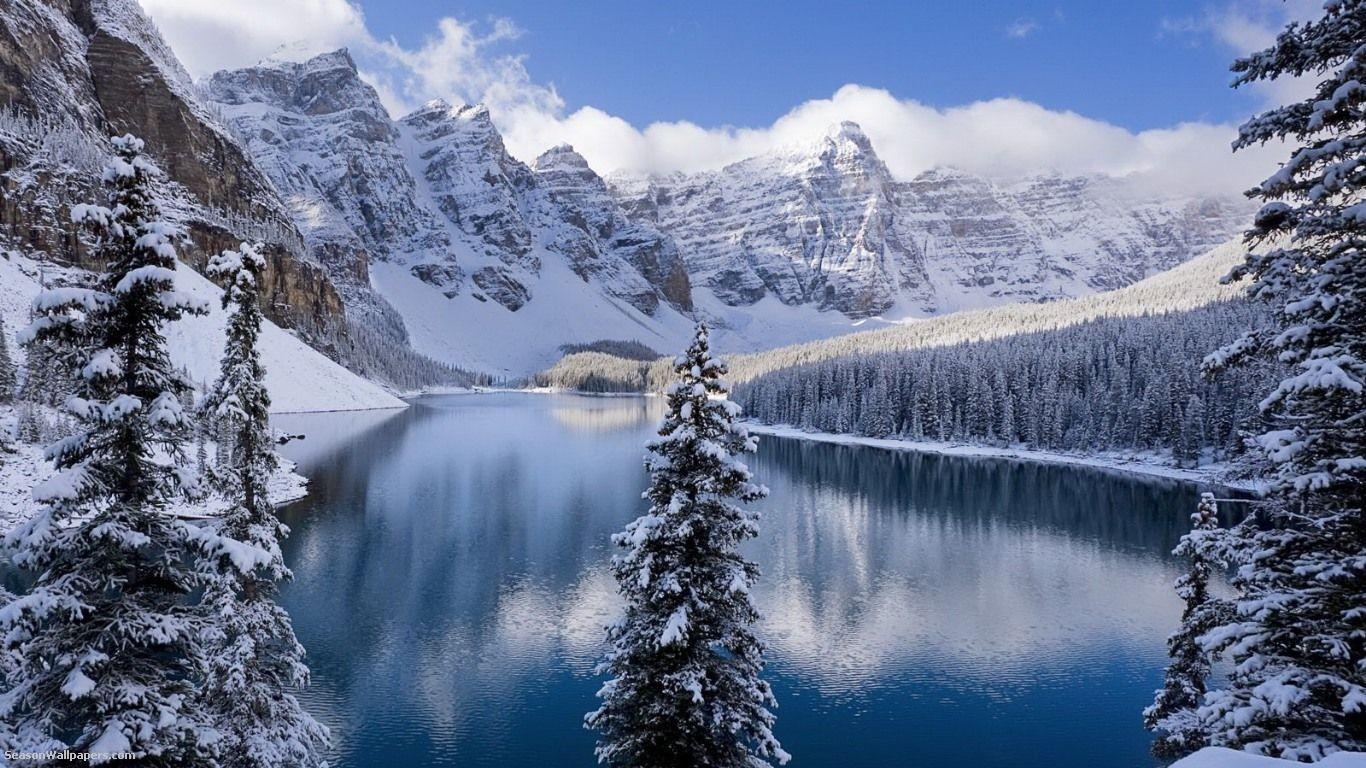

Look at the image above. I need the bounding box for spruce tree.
[587,324,788,768]
[198,243,330,768]
[1198,3,1366,758]
[1144,493,1227,758]
[0,313,15,404]
[0,135,215,762]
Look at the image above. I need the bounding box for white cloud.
[137,0,370,75]
[137,0,1284,196]
[1005,19,1039,39]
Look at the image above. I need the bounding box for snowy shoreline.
[745,422,1266,492]
[1,408,311,537]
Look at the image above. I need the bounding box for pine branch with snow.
[1146,493,1232,759]
[195,242,329,768]
[587,324,788,768]
[1196,4,1366,759]
[0,135,219,763]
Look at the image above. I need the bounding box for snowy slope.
[0,251,405,413]
[370,258,695,377]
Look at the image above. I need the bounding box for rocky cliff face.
[0,0,345,340]
[205,53,693,322]
[532,144,692,314]
[204,50,456,327]
[611,122,1250,318]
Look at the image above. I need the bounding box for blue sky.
[141,0,1305,190]
[356,0,1262,133]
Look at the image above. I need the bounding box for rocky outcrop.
[471,265,530,311]
[611,123,930,318]
[532,144,692,313]
[399,101,537,267]
[0,0,349,341]
[204,50,455,281]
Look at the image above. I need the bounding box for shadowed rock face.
[471,265,530,311]
[533,144,693,314]
[0,0,348,341]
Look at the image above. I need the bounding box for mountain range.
[0,0,1253,379]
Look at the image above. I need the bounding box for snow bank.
[0,407,308,536]
[1173,748,1366,767]
[745,422,1262,491]
[0,251,406,414]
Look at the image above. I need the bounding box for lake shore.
[745,421,1266,493]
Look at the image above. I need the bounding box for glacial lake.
[273,392,1235,768]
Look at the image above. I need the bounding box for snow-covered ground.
[0,409,308,537]
[745,422,1264,491]
[0,250,406,414]
[1174,748,1366,767]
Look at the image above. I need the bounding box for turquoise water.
[274,392,1229,767]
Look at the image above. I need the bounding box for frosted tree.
[0,135,216,762]
[1144,493,1228,758]
[587,324,788,768]
[0,313,15,404]
[197,242,330,768]
[1197,3,1366,758]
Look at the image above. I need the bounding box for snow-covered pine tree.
[0,135,216,763]
[0,312,15,404]
[197,242,329,768]
[586,324,788,768]
[1145,492,1227,759]
[1197,4,1366,758]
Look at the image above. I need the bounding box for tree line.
[734,300,1280,466]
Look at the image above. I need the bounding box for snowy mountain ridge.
[609,120,1250,319]
[202,49,1251,376]
[204,55,698,375]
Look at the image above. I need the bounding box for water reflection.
[274,393,1230,768]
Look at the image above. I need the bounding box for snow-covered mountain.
[202,49,1249,375]
[0,0,1253,381]
[610,121,1250,319]
[204,53,697,375]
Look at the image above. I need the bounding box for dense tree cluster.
[338,319,484,391]
[735,300,1279,464]
[0,137,328,766]
[1181,2,1366,759]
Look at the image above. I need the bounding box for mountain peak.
[260,46,357,74]
[534,143,592,171]
[824,120,873,152]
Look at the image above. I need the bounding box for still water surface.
[274,393,1229,768]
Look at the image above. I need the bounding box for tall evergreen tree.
[587,324,788,768]
[1145,493,1227,758]
[1198,4,1366,758]
[197,243,330,768]
[0,135,216,762]
[0,313,15,404]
